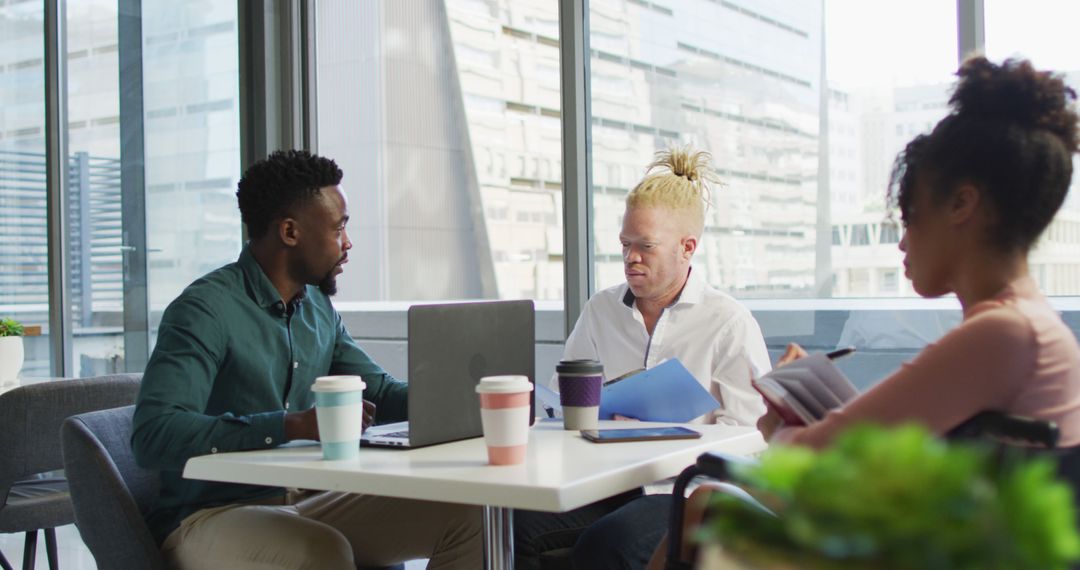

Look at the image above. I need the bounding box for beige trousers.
[161,490,483,569]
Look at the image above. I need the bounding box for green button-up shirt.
[132,246,407,544]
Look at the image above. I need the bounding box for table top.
[184,420,766,512]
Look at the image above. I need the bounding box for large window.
[587,0,962,300]
[315,0,564,302]
[0,1,48,378]
[0,0,240,377]
[142,2,242,308]
[9,0,1080,382]
[985,0,1080,295]
[65,0,130,375]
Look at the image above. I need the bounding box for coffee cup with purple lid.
[556,359,603,431]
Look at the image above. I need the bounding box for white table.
[184,420,766,569]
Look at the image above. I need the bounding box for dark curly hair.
[888,57,1079,252]
[236,150,344,239]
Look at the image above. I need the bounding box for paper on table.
[598,359,721,423]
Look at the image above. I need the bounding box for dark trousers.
[513,489,672,570]
[572,494,673,570]
[513,488,643,570]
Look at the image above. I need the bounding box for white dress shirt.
[553,268,771,426]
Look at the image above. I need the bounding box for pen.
[826,346,856,360]
[603,368,644,387]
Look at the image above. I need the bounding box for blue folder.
[598,359,721,422]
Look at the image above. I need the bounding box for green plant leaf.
[701,424,1080,570]
[0,318,24,337]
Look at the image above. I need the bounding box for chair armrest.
[947,411,1060,448]
[695,451,757,480]
[666,452,762,568]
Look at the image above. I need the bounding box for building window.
[880,222,900,244]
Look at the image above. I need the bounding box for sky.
[825,0,1080,91]
[983,0,1080,74]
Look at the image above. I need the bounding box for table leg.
[483,505,514,570]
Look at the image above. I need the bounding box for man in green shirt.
[132,150,481,569]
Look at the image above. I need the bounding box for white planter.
[0,336,24,385]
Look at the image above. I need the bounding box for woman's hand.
[757,404,783,440]
[778,342,809,366]
[754,343,807,440]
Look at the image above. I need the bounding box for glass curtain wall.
[985,0,1080,295]
[141,1,242,323]
[823,0,957,298]
[586,0,964,300]
[65,0,131,376]
[0,0,240,379]
[0,1,49,378]
[315,0,564,303]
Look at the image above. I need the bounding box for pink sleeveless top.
[774,277,1080,448]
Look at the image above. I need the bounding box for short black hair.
[889,57,1079,252]
[236,150,344,239]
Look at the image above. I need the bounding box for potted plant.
[0,317,25,385]
[698,425,1080,569]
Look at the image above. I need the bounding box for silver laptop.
[361,300,535,449]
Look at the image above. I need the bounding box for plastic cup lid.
[555,359,603,374]
[311,375,366,393]
[475,375,533,394]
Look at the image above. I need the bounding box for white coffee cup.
[475,375,533,465]
[311,375,366,460]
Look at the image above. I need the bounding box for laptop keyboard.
[381,429,409,438]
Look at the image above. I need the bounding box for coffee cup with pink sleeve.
[475,375,534,465]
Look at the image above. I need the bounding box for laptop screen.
[404,300,535,447]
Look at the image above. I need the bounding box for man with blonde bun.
[560,146,770,425]
[515,147,770,569]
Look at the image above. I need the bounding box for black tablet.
[580,426,702,443]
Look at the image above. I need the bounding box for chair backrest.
[61,405,166,570]
[0,374,142,500]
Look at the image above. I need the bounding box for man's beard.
[318,271,338,296]
[317,256,346,296]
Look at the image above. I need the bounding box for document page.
[598,359,721,423]
[753,353,859,423]
[778,353,858,406]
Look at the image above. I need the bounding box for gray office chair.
[0,374,141,570]
[61,405,166,570]
[62,406,406,570]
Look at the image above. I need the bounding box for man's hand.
[285,400,376,441]
[284,407,320,442]
[778,342,809,366]
[612,414,639,421]
[362,400,376,432]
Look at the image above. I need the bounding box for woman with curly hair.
[760,57,1080,448]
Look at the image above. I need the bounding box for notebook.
[751,353,858,426]
[361,300,535,449]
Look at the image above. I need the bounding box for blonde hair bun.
[626,145,717,236]
[648,146,716,185]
